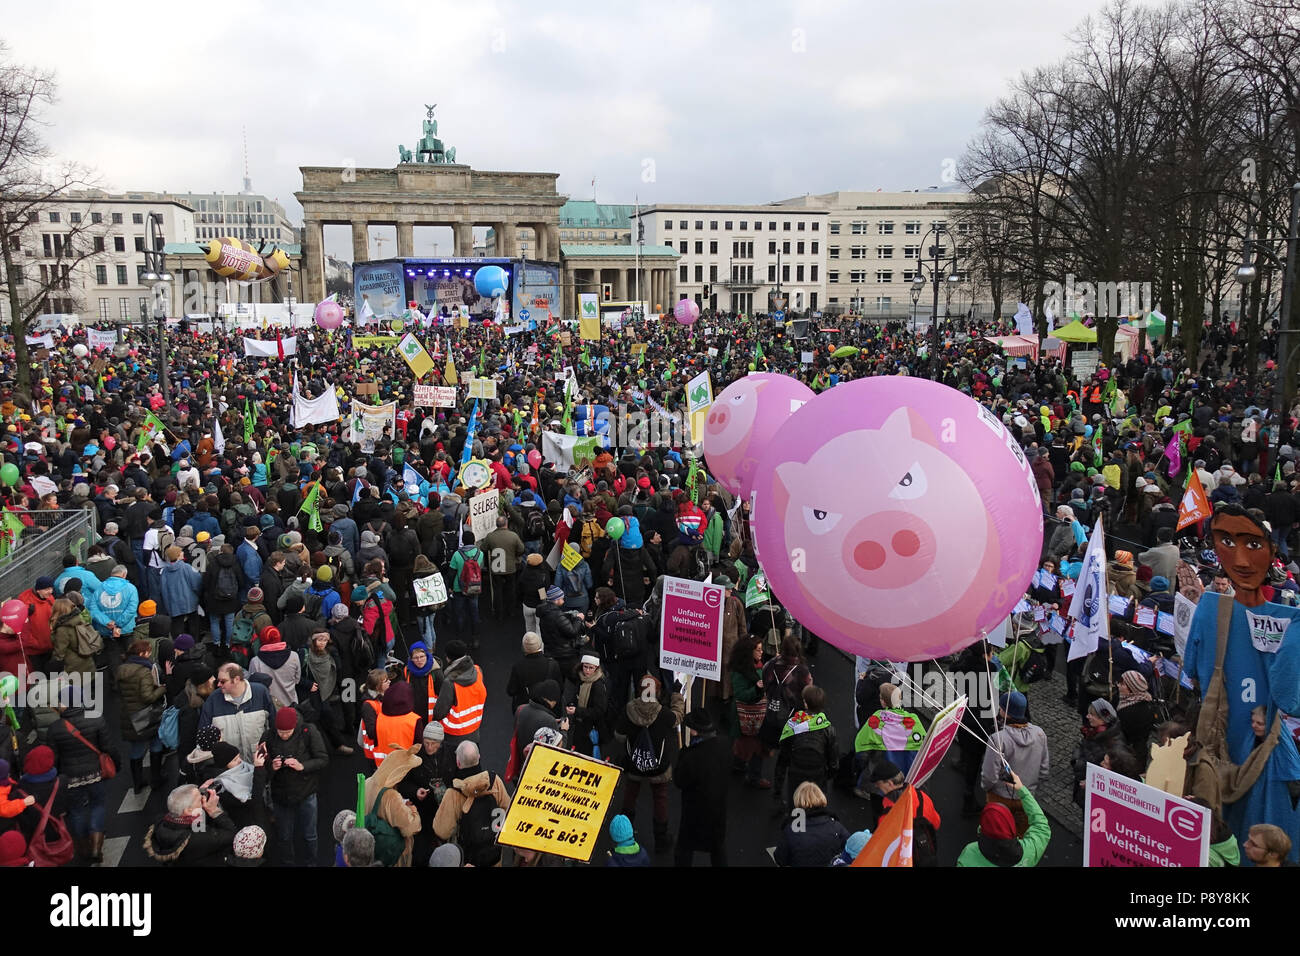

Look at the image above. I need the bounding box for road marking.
[101,836,130,868]
[118,788,151,814]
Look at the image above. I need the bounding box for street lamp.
[913,223,960,374]
[910,275,923,335]
[1271,182,1300,468]
[141,212,173,404]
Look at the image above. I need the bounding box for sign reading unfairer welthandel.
[1084,763,1209,867]
[658,575,725,680]
[498,743,621,863]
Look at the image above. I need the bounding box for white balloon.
[71,344,88,358]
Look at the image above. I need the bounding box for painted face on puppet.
[1210,513,1273,603]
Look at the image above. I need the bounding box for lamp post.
[141,212,173,404]
[1271,182,1300,467]
[913,223,960,376]
[910,276,922,336]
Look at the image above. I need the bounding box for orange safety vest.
[367,701,420,764]
[406,668,438,722]
[441,665,486,737]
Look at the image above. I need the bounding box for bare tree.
[0,43,103,403]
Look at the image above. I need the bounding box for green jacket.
[1209,835,1240,867]
[956,789,1051,867]
[448,547,482,594]
[702,512,724,557]
[995,642,1032,694]
[729,665,762,741]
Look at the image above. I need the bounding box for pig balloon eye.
[729,392,749,405]
[888,463,928,500]
[801,506,842,535]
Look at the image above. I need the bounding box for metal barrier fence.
[0,509,97,601]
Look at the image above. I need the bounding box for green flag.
[563,387,575,437]
[1092,426,1104,466]
[0,510,24,561]
[300,482,323,532]
[138,411,166,451]
[744,570,770,609]
[478,345,486,376]
[755,339,765,363]
[244,399,254,445]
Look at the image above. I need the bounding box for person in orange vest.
[360,680,423,765]
[432,640,486,744]
[404,642,441,724]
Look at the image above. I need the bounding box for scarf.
[216,760,254,803]
[308,648,338,701]
[577,666,604,710]
[1117,688,1152,711]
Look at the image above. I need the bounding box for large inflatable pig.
[751,378,1041,661]
[703,374,814,500]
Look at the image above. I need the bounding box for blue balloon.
[474,265,509,299]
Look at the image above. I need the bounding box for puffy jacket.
[956,788,1051,867]
[49,610,98,674]
[981,722,1050,800]
[117,658,167,742]
[614,693,685,782]
[17,588,54,656]
[774,807,850,867]
[259,710,328,805]
[159,560,203,617]
[144,811,236,866]
[249,643,301,709]
[198,680,275,762]
[537,601,586,661]
[46,707,116,782]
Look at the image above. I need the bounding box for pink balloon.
[673,299,700,326]
[0,599,27,633]
[704,373,813,500]
[314,299,345,330]
[527,450,541,469]
[751,377,1042,662]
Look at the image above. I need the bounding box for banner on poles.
[352,401,396,450]
[413,384,456,408]
[658,575,725,680]
[87,328,117,351]
[244,336,296,357]
[468,377,498,400]
[498,744,621,863]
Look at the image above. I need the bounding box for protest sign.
[498,744,621,863]
[469,489,500,540]
[658,575,725,680]
[413,573,447,608]
[906,696,967,790]
[1084,763,1209,867]
[560,544,582,571]
[468,377,498,400]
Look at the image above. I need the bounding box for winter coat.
[774,807,850,867]
[259,710,328,805]
[565,669,610,755]
[0,631,22,680]
[956,788,1051,867]
[249,644,302,709]
[775,711,839,791]
[981,722,1050,800]
[720,593,745,700]
[117,658,166,742]
[46,707,116,784]
[614,692,685,782]
[518,562,551,609]
[537,601,587,662]
[89,576,138,636]
[430,656,484,734]
[506,652,564,713]
[144,810,236,866]
[203,552,243,616]
[513,698,565,758]
[199,680,275,762]
[16,588,54,657]
[673,731,730,844]
[159,560,204,617]
[236,541,263,596]
[49,611,98,674]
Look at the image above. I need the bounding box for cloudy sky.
[5,0,1145,259]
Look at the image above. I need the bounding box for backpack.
[1015,636,1049,685]
[457,780,502,868]
[365,787,406,867]
[73,620,103,658]
[350,626,376,673]
[215,564,239,603]
[524,509,547,541]
[231,612,257,647]
[602,610,647,662]
[303,589,326,621]
[458,548,483,596]
[387,528,419,569]
[156,526,176,554]
[627,724,664,775]
[577,517,604,559]
[158,705,179,750]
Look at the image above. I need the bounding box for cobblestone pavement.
[1024,666,1085,838]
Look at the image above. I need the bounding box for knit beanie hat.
[0,831,29,867]
[195,725,222,753]
[22,745,54,776]
[210,741,240,768]
[173,634,195,651]
[233,825,267,860]
[1120,670,1148,695]
[522,632,542,653]
[609,814,635,847]
[980,802,1018,840]
[275,707,298,732]
[423,721,445,742]
[332,810,357,844]
[429,844,463,867]
[0,759,11,782]
[247,587,264,603]
[844,829,872,859]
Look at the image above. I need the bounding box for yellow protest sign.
[580,315,600,342]
[398,333,436,380]
[353,335,400,347]
[498,743,621,862]
[630,343,647,356]
[560,544,582,571]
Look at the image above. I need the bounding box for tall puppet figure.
[1184,504,1300,861]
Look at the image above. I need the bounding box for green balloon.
[0,464,19,487]
[605,517,625,541]
[748,362,757,371]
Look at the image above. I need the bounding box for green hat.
[1086,468,1098,477]
[1070,461,1086,473]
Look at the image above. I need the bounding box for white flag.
[358,298,376,325]
[1067,517,1110,662]
[212,417,225,454]
[1013,302,1034,337]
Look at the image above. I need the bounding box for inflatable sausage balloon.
[703,373,813,500]
[202,237,289,283]
[750,377,1042,662]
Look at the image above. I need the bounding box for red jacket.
[16,589,52,656]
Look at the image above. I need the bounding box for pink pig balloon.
[704,373,813,500]
[673,299,700,326]
[314,298,346,330]
[751,377,1042,662]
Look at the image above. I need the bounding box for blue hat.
[609,814,635,846]
[845,829,871,859]
[545,586,565,601]
[1150,576,1170,593]
[998,691,1028,721]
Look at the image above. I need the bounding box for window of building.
[116,265,128,284]
[753,221,761,231]
[39,264,48,285]
[768,264,776,282]
[829,246,840,259]
[664,220,672,231]
[680,264,688,281]
[878,246,893,259]
[879,222,894,235]
[132,213,143,225]
[111,213,122,224]
[91,212,102,224]
[695,220,703,230]
[113,236,125,252]
[851,246,867,259]
[829,222,840,235]
[811,265,819,282]
[69,212,81,224]
[957,222,971,235]
[828,270,839,283]
[136,265,147,283]
[812,222,819,231]
[768,241,777,255]
[905,221,921,235]
[902,269,916,283]
[709,265,718,281]
[41,235,51,257]
[769,221,777,231]
[48,211,60,223]
[134,236,145,252]
[679,220,687,229]
[876,296,892,309]
[709,240,717,254]
[796,241,805,254]
[679,241,687,254]
[782,221,791,231]
[783,241,791,254]
[850,270,867,283]
[956,245,969,259]
[797,222,805,231]
[138,296,148,317]
[782,265,790,281]
[723,221,732,230]
[694,265,703,282]
[693,241,702,254]
[119,298,129,319]
[796,265,805,281]
[829,297,839,305]
[709,220,718,230]
[95,265,107,284]
[93,236,104,253]
[904,245,920,258]
[876,270,892,283]
[98,298,109,320]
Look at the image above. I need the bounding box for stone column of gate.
[533,223,548,261]
[351,220,369,264]
[547,225,562,263]
[615,268,627,301]
[397,221,415,259]
[453,221,474,257]
[302,218,326,302]
[495,222,517,258]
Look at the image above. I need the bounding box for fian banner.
[498,743,621,863]
[1084,763,1210,867]
[658,575,725,680]
[469,489,500,540]
[86,328,117,351]
[413,385,456,408]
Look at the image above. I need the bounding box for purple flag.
[1164,433,1181,478]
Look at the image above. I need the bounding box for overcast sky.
[5,0,1149,260]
